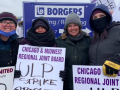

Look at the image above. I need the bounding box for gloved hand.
[59,67,68,81]
[14,70,21,78]
[102,54,120,77]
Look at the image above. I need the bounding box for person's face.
[35,26,46,33]
[67,23,80,37]
[92,13,106,20]
[0,20,16,32]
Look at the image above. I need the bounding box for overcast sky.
[0,0,120,17]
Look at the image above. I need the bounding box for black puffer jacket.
[89,4,120,65]
[89,21,120,65]
[56,31,92,90]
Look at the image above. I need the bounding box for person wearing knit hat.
[0,12,18,38]
[64,12,83,31]
[20,16,56,47]
[0,12,17,26]
[0,12,21,78]
[56,12,92,90]
[33,20,48,32]
[89,4,120,78]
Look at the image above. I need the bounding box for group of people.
[0,4,120,90]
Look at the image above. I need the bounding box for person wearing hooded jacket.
[20,16,56,47]
[89,4,120,77]
[56,12,92,90]
[0,12,21,78]
[16,17,24,42]
[16,17,23,38]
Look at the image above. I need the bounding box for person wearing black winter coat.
[56,12,92,90]
[89,4,120,77]
[0,12,20,78]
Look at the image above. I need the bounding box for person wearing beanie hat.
[0,12,21,78]
[20,16,56,47]
[33,20,48,32]
[64,12,83,31]
[56,12,92,90]
[0,12,17,26]
[89,4,120,77]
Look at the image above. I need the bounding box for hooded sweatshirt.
[89,4,112,31]
[89,4,120,65]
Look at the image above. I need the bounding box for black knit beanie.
[33,20,48,31]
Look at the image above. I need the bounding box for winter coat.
[89,4,120,65]
[89,21,120,65]
[0,34,19,67]
[56,31,92,90]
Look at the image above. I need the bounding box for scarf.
[26,28,55,47]
[68,31,85,41]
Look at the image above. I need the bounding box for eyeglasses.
[0,21,15,27]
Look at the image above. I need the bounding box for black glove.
[14,70,21,78]
[102,54,120,77]
[59,67,68,81]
